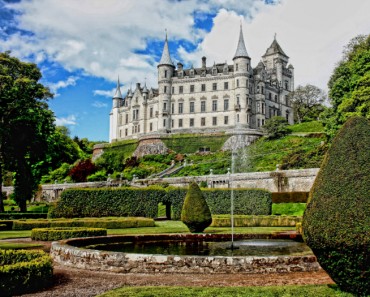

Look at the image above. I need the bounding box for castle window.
[237,79,239,87]
[224,99,229,111]
[150,123,153,131]
[224,82,228,90]
[178,102,183,114]
[212,100,217,111]
[236,96,240,105]
[171,103,174,113]
[125,129,128,136]
[246,79,249,88]
[190,118,194,127]
[190,85,194,93]
[275,94,278,102]
[212,68,217,75]
[172,87,174,94]
[163,119,166,128]
[262,119,265,126]
[171,120,174,128]
[164,70,167,78]
[285,80,289,90]
[163,102,167,111]
[269,93,272,100]
[150,108,153,118]
[235,63,238,71]
[179,86,183,94]
[201,117,206,126]
[125,114,129,124]
[237,114,240,122]
[262,103,265,114]
[201,101,206,112]
[285,95,289,106]
[257,119,260,127]
[164,86,167,93]
[190,102,195,113]
[212,117,217,126]
[261,86,264,94]
[190,69,194,77]
[201,84,206,92]
[134,126,137,133]
[179,119,183,128]
[286,111,289,121]
[257,102,260,113]
[224,116,229,125]
[212,83,217,91]
[247,114,249,123]
[138,125,140,133]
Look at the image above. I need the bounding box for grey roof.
[142,82,148,93]
[263,38,288,58]
[158,34,174,66]
[113,77,122,99]
[233,25,249,59]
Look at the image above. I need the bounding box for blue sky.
[1,0,369,141]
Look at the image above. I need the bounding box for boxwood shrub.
[0,249,53,296]
[12,217,155,230]
[31,227,107,241]
[212,215,302,227]
[0,213,48,220]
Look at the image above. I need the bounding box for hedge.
[12,217,155,230]
[0,213,48,220]
[50,187,272,220]
[0,249,53,296]
[211,215,302,227]
[271,192,309,203]
[31,227,107,241]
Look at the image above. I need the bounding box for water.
[86,239,313,257]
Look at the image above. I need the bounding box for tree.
[0,52,55,212]
[326,34,370,137]
[69,159,97,182]
[288,84,327,123]
[262,116,291,139]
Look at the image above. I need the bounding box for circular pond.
[51,233,320,274]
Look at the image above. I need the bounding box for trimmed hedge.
[272,192,309,203]
[50,187,272,220]
[12,217,155,230]
[212,215,302,227]
[0,249,53,296]
[0,213,48,220]
[31,227,107,241]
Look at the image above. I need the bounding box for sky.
[1,0,369,141]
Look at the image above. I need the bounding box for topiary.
[181,182,212,233]
[303,116,370,296]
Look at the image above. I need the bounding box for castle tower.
[109,77,123,142]
[157,32,175,132]
[233,25,251,129]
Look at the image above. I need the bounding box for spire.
[233,24,249,60]
[143,79,148,93]
[263,36,288,58]
[113,76,122,99]
[158,30,174,67]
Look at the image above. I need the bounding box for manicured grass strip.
[0,242,43,250]
[98,285,353,297]
[272,203,306,216]
[0,230,32,240]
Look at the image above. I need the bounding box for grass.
[98,285,353,297]
[272,203,306,216]
[0,230,31,240]
[0,242,43,249]
[289,121,324,133]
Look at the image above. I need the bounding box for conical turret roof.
[263,36,288,58]
[113,77,122,99]
[233,25,249,60]
[158,33,174,67]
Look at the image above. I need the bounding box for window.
[150,123,153,131]
[171,119,174,128]
[224,116,229,125]
[261,86,264,94]
[285,95,289,106]
[163,102,167,111]
[201,101,206,112]
[269,93,272,100]
[224,82,229,90]
[201,117,206,126]
[150,107,153,118]
[286,111,289,121]
[246,79,249,88]
[125,129,128,136]
[237,79,239,87]
[138,125,140,133]
[125,114,128,124]
[164,86,167,93]
[179,86,183,94]
[236,96,240,105]
[164,70,167,78]
[172,87,174,94]
[212,68,217,75]
[163,119,166,127]
[179,119,183,128]
[262,103,265,114]
[262,119,265,126]
[224,99,229,111]
[257,119,260,127]
[285,80,289,90]
[171,103,174,113]
[212,100,217,111]
[237,114,240,122]
[201,84,206,92]
[178,102,183,114]
[235,63,238,71]
[190,102,195,113]
[190,118,194,127]
[275,94,278,102]
[247,114,249,123]
[212,83,217,91]
[212,117,217,126]
[190,85,194,93]
[257,102,260,113]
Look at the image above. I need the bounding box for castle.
[109,26,294,144]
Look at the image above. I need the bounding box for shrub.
[87,169,107,182]
[272,192,309,203]
[211,215,302,227]
[31,227,107,241]
[303,116,370,295]
[0,249,53,296]
[0,213,47,220]
[263,116,291,139]
[69,159,97,182]
[181,182,212,233]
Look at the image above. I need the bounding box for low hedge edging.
[211,215,302,227]
[12,217,155,230]
[31,227,107,241]
[272,192,309,203]
[0,213,48,220]
[0,249,53,296]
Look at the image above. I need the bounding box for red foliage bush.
[69,159,96,182]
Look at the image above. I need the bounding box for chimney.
[177,62,183,70]
[202,56,206,68]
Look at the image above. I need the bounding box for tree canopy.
[0,51,55,211]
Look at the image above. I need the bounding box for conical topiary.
[181,182,212,233]
[303,116,370,295]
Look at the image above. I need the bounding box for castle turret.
[157,32,175,132]
[109,77,123,142]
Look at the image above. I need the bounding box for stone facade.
[109,26,294,143]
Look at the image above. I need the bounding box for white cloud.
[93,88,115,97]
[47,76,78,96]
[92,101,108,108]
[55,115,77,126]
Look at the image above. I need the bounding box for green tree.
[262,116,291,139]
[288,84,327,123]
[0,52,55,212]
[326,34,370,137]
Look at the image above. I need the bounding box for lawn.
[0,230,31,240]
[0,242,42,249]
[98,285,353,297]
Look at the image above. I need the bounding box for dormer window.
[190,69,194,77]
[212,68,217,75]
[223,64,228,74]
[178,71,183,78]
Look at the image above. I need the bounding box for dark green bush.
[181,182,212,233]
[212,215,302,227]
[0,213,48,220]
[303,116,370,296]
[0,249,53,296]
[12,217,155,230]
[31,227,107,241]
[272,192,309,203]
